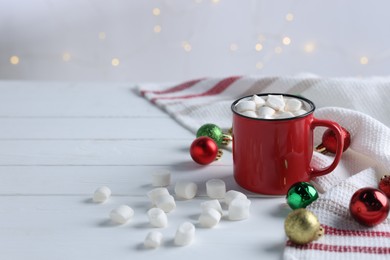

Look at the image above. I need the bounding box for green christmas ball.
[196,124,224,146]
[286,182,319,209]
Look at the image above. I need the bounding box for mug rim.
[231,93,316,121]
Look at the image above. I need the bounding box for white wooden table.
[0,81,286,260]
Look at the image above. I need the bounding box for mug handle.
[309,118,344,178]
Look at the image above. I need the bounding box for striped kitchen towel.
[284,168,390,260]
[138,75,390,259]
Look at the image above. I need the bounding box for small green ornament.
[196,123,231,146]
[286,182,319,209]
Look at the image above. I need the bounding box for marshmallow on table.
[147,208,168,228]
[92,186,111,203]
[199,208,221,228]
[225,190,247,206]
[235,100,256,113]
[206,179,226,199]
[144,231,163,249]
[174,222,195,246]
[228,198,251,221]
[200,199,223,215]
[174,181,198,200]
[147,187,170,205]
[285,98,303,112]
[266,95,285,111]
[110,205,134,224]
[250,95,265,108]
[200,199,222,215]
[152,169,171,187]
[155,194,176,213]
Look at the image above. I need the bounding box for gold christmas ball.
[284,208,324,245]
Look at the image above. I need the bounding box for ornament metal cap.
[216,149,223,161]
[221,134,233,146]
[379,175,390,198]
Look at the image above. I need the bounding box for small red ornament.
[349,187,389,227]
[316,126,351,154]
[379,175,390,198]
[190,136,222,165]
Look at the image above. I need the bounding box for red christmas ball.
[317,126,351,154]
[349,187,389,227]
[190,136,220,165]
[379,175,390,198]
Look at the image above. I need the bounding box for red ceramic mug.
[231,93,344,195]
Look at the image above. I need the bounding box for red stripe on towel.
[324,225,390,238]
[151,76,241,103]
[140,78,204,96]
[286,241,390,254]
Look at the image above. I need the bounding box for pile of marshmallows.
[92,170,251,249]
[235,94,309,119]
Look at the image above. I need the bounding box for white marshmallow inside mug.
[274,111,295,119]
[250,94,265,108]
[294,109,307,116]
[234,94,310,120]
[174,181,198,200]
[174,222,196,246]
[109,205,134,224]
[152,169,171,187]
[235,100,256,113]
[147,207,168,228]
[144,231,163,249]
[206,179,226,199]
[266,95,285,111]
[257,106,275,118]
[93,186,111,203]
[285,98,302,112]
[240,110,258,118]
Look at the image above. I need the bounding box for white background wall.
[1,0,389,82]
